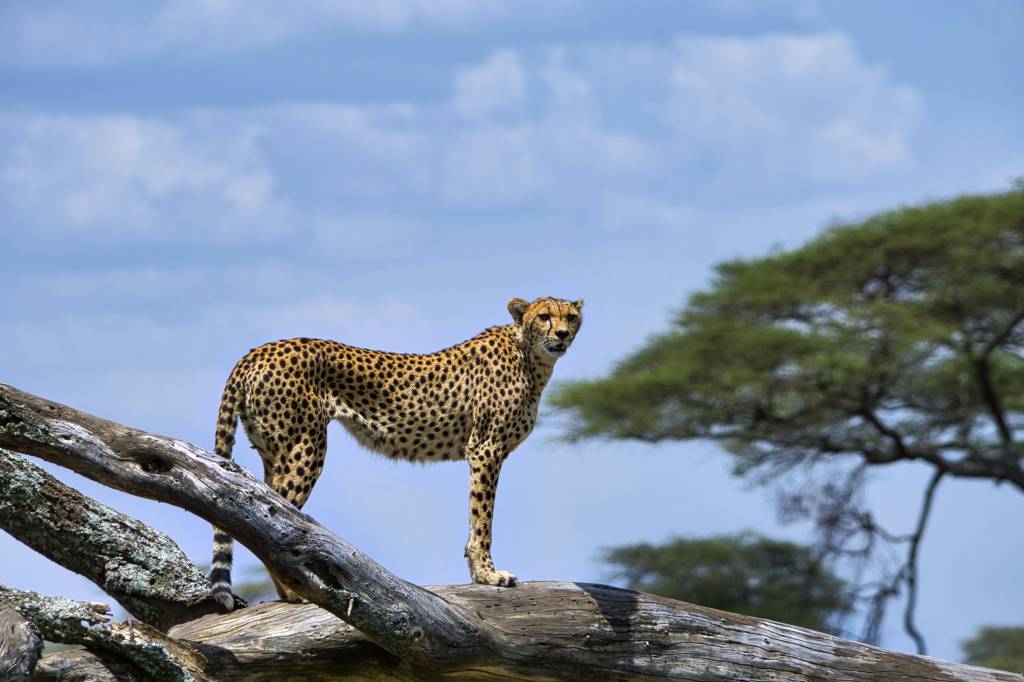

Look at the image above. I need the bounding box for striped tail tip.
[211,528,235,611]
[210,563,235,611]
[211,585,235,611]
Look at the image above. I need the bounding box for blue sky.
[1,0,1022,662]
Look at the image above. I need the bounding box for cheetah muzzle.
[208,295,583,608]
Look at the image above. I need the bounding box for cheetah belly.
[330,397,470,462]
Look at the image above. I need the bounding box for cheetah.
[209,296,583,609]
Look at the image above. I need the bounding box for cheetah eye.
[567,314,578,323]
[538,313,550,322]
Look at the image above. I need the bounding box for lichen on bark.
[0,586,207,681]
[0,585,111,642]
[0,448,216,629]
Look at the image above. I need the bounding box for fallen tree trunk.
[39,584,1024,682]
[1,382,1020,681]
[165,584,1024,682]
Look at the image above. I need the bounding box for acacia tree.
[552,187,1024,654]
[603,533,853,634]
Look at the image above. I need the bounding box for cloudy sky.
[2,0,1022,661]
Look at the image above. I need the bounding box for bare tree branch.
[971,355,1016,455]
[0,585,112,640]
[859,407,910,458]
[0,448,225,629]
[903,469,945,655]
[0,585,207,681]
[983,308,1024,355]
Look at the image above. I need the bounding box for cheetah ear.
[507,297,529,324]
[573,298,584,310]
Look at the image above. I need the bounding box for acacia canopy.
[553,189,1024,489]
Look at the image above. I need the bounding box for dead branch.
[0,448,225,629]
[0,585,111,641]
[0,585,207,681]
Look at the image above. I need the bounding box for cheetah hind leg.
[261,438,326,604]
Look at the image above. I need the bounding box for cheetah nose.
[555,330,569,340]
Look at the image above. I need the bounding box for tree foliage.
[963,626,1024,674]
[552,188,1024,649]
[603,533,852,634]
[554,188,1024,486]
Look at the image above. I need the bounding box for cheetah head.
[507,296,584,360]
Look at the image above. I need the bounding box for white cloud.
[453,50,528,121]
[438,33,919,206]
[0,114,295,239]
[155,0,507,44]
[441,51,662,205]
[665,32,922,183]
[0,31,924,233]
[1,1,509,67]
[439,120,661,206]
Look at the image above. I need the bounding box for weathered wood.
[0,607,43,681]
[34,583,1024,682]
[32,649,150,682]
[0,448,224,629]
[0,586,206,681]
[90,619,209,682]
[0,585,111,642]
[2,382,1021,681]
[166,584,1024,681]
[167,600,402,681]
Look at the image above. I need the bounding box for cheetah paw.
[476,569,518,587]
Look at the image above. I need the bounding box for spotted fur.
[209,296,583,609]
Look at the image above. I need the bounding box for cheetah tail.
[210,379,241,611]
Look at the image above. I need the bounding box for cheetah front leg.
[464,443,517,587]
